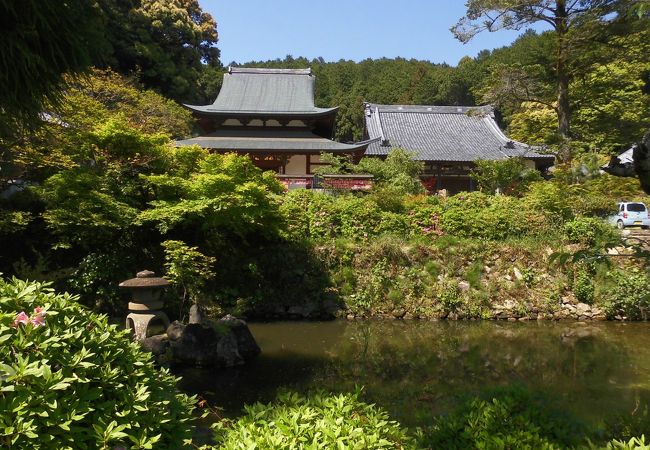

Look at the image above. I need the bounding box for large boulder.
[141,315,260,368]
[218,314,261,360]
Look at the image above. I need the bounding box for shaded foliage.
[0,0,106,134]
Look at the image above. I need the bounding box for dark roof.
[174,128,376,153]
[184,67,337,117]
[364,103,553,163]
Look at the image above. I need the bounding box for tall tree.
[97,0,221,102]
[0,0,106,134]
[452,0,623,138]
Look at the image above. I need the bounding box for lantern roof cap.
[119,270,170,289]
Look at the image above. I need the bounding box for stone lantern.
[120,270,170,341]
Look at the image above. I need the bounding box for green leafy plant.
[603,271,650,320]
[437,280,463,314]
[564,217,619,247]
[574,265,595,305]
[598,436,650,450]
[162,240,216,313]
[139,152,283,238]
[212,389,414,449]
[0,277,196,449]
[470,157,542,195]
[418,387,587,449]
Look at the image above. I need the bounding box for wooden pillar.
[281,155,288,174]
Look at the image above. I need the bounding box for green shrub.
[470,157,542,195]
[376,211,411,236]
[603,271,650,320]
[437,280,463,314]
[406,198,444,236]
[440,192,540,240]
[573,261,597,305]
[281,191,407,241]
[418,387,587,449]
[279,189,316,238]
[574,269,595,304]
[598,436,650,450]
[465,260,483,290]
[523,181,573,224]
[212,390,414,449]
[0,278,196,449]
[162,239,216,313]
[564,217,619,247]
[68,249,134,314]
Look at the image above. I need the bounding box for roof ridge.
[482,114,532,152]
[228,67,312,76]
[366,103,493,115]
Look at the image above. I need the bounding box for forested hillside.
[231,12,649,155]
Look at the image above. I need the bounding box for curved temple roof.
[364,103,553,163]
[184,67,338,117]
[175,128,377,154]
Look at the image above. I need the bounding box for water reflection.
[176,321,650,427]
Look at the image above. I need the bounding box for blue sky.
[202,0,549,66]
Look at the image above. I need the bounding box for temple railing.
[277,174,374,191]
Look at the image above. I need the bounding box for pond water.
[176,320,650,428]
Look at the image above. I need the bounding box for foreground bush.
[0,278,196,449]
[418,388,588,449]
[212,390,414,449]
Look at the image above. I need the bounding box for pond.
[176,320,650,428]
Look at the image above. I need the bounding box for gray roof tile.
[185,67,336,116]
[364,103,553,163]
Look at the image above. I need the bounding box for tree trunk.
[555,0,571,138]
[557,63,570,138]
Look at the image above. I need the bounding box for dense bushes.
[419,388,587,449]
[212,390,414,449]
[280,186,586,242]
[470,157,543,194]
[0,278,196,449]
[564,217,619,246]
[209,386,647,450]
[602,270,650,320]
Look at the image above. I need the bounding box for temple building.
[363,103,554,193]
[175,67,374,188]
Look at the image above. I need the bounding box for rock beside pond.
[141,315,260,368]
[140,334,169,355]
[218,314,261,360]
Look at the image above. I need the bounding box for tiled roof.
[174,128,376,153]
[184,67,337,116]
[364,103,553,163]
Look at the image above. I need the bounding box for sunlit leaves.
[213,389,414,449]
[0,277,196,449]
[139,152,283,238]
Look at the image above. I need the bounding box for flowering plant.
[12,307,46,328]
[0,277,197,449]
